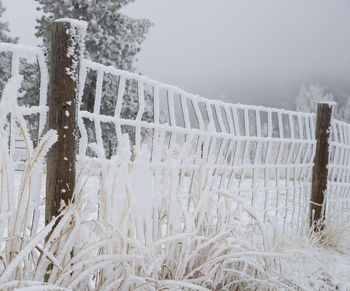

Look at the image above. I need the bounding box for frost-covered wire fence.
[78,58,320,233]
[2,18,350,289]
[327,118,350,220]
[0,43,48,170]
[0,38,349,234]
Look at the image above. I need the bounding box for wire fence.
[0,42,349,234]
[0,43,48,170]
[79,59,318,233]
[327,119,350,220]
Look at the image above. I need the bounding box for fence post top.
[54,18,88,30]
[317,101,337,107]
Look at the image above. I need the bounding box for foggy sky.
[3,0,350,109]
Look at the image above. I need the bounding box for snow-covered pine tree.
[295,83,334,113]
[36,0,151,72]
[0,0,18,92]
[0,2,42,144]
[35,0,152,150]
[0,1,16,43]
[295,83,350,124]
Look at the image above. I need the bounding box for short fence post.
[45,19,86,225]
[310,102,334,230]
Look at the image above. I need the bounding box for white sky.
[2,0,350,108]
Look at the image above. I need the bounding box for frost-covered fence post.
[310,102,334,230]
[45,19,86,225]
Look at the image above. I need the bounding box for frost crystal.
[54,19,87,86]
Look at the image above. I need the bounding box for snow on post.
[310,101,335,230]
[45,19,87,226]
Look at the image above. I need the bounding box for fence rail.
[0,36,349,234]
[327,118,350,219]
[0,43,48,168]
[79,57,319,232]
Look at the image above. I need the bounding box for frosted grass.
[1,125,349,289]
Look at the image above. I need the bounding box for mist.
[3,0,350,109]
[123,0,350,108]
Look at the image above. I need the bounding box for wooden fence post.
[310,102,334,230]
[45,19,86,225]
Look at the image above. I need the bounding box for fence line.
[0,43,48,169]
[0,41,349,234]
[327,118,350,219]
[79,59,318,233]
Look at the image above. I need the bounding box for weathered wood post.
[45,19,86,225]
[310,101,334,230]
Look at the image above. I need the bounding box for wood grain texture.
[310,103,333,229]
[45,21,80,225]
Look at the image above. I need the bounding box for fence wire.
[1,43,349,233]
[327,119,350,220]
[0,43,48,170]
[78,59,318,232]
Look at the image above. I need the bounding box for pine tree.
[0,1,38,107]
[0,1,15,43]
[295,83,334,113]
[0,2,42,143]
[36,0,150,71]
[0,0,18,92]
[35,0,151,111]
[35,0,152,148]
